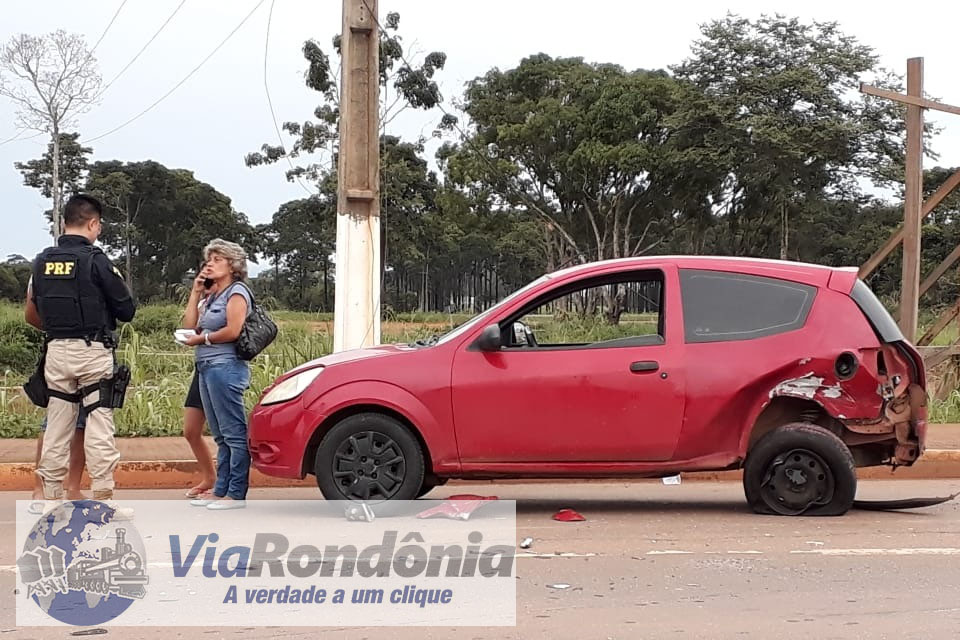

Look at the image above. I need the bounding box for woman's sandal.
[185,486,213,499]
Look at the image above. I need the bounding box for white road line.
[0,555,603,572]
[4,547,960,572]
[516,552,598,558]
[790,547,960,556]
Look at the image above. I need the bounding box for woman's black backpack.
[230,282,278,360]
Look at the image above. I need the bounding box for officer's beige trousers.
[36,339,121,499]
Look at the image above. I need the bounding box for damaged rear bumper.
[843,383,928,466]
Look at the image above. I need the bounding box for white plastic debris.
[661,474,682,485]
[547,583,571,590]
[520,537,533,549]
[344,503,375,522]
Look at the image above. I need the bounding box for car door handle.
[630,360,660,373]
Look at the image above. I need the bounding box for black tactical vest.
[32,243,111,340]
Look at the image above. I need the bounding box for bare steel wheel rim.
[759,448,835,515]
[332,430,407,501]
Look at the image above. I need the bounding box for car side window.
[504,270,664,350]
[679,269,816,343]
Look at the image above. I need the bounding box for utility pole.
[334,0,381,351]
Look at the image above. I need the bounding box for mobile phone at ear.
[203,278,214,289]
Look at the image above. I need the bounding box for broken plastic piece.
[416,495,498,520]
[344,503,375,522]
[520,537,534,549]
[547,583,571,590]
[552,508,586,522]
[661,474,682,485]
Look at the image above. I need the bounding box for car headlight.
[261,367,324,405]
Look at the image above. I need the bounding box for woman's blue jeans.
[197,357,251,500]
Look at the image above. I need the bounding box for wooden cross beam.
[859,168,960,278]
[859,58,960,341]
[860,84,960,117]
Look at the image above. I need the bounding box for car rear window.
[850,280,905,343]
[680,269,816,343]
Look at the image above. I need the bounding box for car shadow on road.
[509,498,753,515]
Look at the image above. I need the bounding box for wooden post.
[334,0,381,351]
[900,57,924,343]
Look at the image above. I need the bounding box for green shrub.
[128,304,183,336]
[0,316,42,374]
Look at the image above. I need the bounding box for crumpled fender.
[766,371,863,416]
[740,350,925,465]
[736,355,881,455]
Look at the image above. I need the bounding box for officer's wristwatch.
[203,331,211,346]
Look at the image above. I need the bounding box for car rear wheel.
[315,413,425,501]
[743,422,856,516]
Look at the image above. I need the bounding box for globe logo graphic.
[17,501,148,626]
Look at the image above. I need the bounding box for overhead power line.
[0,130,44,147]
[82,0,266,144]
[91,0,129,54]
[263,0,314,196]
[101,0,188,95]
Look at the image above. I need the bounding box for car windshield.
[432,275,551,346]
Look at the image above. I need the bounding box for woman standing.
[181,239,252,510]
[181,267,216,499]
[182,369,216,499]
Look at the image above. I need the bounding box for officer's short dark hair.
[63,194,103,228]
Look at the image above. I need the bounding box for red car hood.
[289,343,416,374]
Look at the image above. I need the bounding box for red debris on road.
[416,494,499,520]
[552,508,586,522]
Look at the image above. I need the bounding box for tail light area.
[840,343,926,465]
[838,280,928,465]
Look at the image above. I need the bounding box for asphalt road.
[3,479,960,639]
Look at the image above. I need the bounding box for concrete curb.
[3,450,960,491]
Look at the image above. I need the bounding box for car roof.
[549,256,855,287]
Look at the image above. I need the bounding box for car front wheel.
[743,422,856,516]
[315,413,425,501]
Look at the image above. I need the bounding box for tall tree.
[84,160,258,299]
[15,132,92,229]
[269,196,335,310]
[670,14,910,259]
[85,170,141,295]
[0,31,102,238]
[445,55,685,272]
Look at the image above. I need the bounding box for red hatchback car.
[249,257,927,516]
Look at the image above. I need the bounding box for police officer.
[24,194,136,504]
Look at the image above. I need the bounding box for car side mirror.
[475,324,503,352]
